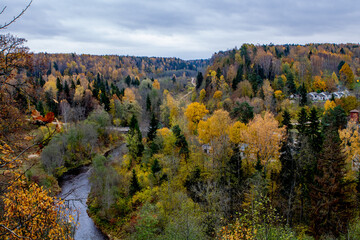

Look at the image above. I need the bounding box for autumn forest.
[3,9,360,240]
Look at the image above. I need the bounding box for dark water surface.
[59,167,106,240]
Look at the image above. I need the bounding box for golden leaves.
[152,79,160,90]
[184,102,209,133]
[0,177,74,239]
[241,112,285,176]
[198,109,231,144]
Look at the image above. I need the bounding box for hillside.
[2,37,360,240]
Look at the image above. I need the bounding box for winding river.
[59,166,107,240]
[59,144,126,240]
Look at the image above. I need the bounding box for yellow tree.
[274,90,284,101]
[262,80,274,110]
[241,112,285,176]
[123,88,136,102]
[339,63,355,89]
[324,100,336,114]
[167,92,179,126]
[198,109,232,166]
[213,90,223,101]
[229,121,247,145]
[1,177,74,239]
[313,76,327,92]
[199,89,206,102]
[184,102,209,133]
[339,120,360,181]
[0,142,73,239]
[152,79,160,90]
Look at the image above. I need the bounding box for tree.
[322,105,347,131]
[172,125,189,160]
[307,107,322,152]
[126,115,144,160]
[310,130,354,239]
[231,102,254,124]
[184,102,209,133]
[0,177,74,239]
[146,94,151,112]
[297,108,308,135]
[241,112,285,176]
[56,77,63,92]
[229,121,247,145]
[125,75,131,86]
[339,63,355,89]
[236,80,254,97]
[0,141,73,239]
[279,134,297,225]
[198,109,232,145]
[147,113,159,142]
[282,109,292,132]
[299,83,307,106]
[129,169,141,196]
[199,89,206,102]
[0,1,32,29]
[196,72,203,89]
[232,64,243,90]
[313,76,326,92]
[152,79,160,90]
[262,79,274,111]
[339,120,360,181]
[286,72,296,94]
[335,96,359,114]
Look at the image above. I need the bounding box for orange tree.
[0,141,74,239]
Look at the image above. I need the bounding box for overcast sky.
[1,0,359,59]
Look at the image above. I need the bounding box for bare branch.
[0,224,31,239]
[0,0,32,30]
[0,6,6,15]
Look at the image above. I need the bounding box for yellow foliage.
[274,90,284,100]
[157,128,177,155]
[1,176,73,239]
[229,121,247,144]
[339,120,360,181]
[198,109,232,144]
[152,79,160,90]
[184,102,209,133]
[213,90,223,100]
[73,84,84,102]
[313,76,327,92]
[324,100,336,114]
[241,112,285,176]
[123,88,136,102]
[199,89,206,102]
[43,75,57,96]
[218,218,255,240]
[166,93,179,126]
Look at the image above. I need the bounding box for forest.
[2,31,360,240]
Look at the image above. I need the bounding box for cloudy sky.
[1,0,359,59]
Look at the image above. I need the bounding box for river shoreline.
[59,166,108,240]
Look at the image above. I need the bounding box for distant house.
[352,154,360,171]
[320,92,331,101]
[332,92,341,98]
[308,92,319,101]
[202,144,211,154]
[308,90,351,102]
[350,109,359,123]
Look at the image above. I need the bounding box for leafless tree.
[0,1,32,30]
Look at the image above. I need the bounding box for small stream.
[59,166,107,240]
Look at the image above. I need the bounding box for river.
[59,144,127,240]
[59,166,107,240]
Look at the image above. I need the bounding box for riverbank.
[59,166,108,240]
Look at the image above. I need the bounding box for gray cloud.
[1,0,359,59]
